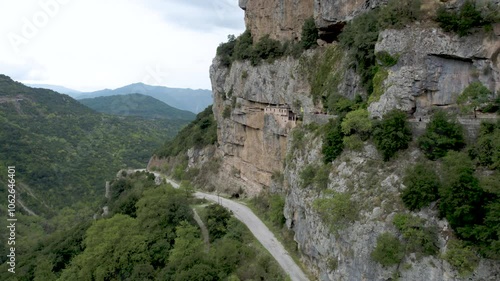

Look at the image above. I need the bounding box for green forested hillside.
[79,94,196,121]
[77,82,213,114]
[156,106,217,158]
[0,75,188,216]
[0,172,286,281]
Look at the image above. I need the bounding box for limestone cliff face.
[283,133,500,281]
[201,1,500,280]
[369,25,500,119]
[239,0,314,41]
[240,0,387,41]
[209,55,313,195]
[314,0,386,41]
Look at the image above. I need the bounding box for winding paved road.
[135,169,309,281]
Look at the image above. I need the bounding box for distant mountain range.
[27,83,82,98]
[0,74,190,216]
[28,82,213,113]
[79,93,196,121]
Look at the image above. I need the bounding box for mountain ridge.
[78,93,196,121]
[77,82,213,113]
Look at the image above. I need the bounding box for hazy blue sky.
[0,0,244,91]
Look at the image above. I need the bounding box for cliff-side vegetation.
[402,120,500,261]
[156,106,217,158]
[313,191,358,232]
[372,109,412,161]
[217,18,319,67]
[322,109,411,163]
[339,0,421,93]
[436,0,499,37]
[417,111,465,160]
[457,81,493,117]
[372,213,439,267]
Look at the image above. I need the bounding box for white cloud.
[0,0,244,91]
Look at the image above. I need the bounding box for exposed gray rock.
[284,130,500,280]
[314,0,387,41]
[239,0,248,10]
[369,27,500,118]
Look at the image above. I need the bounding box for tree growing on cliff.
[417,110,465,160]
[217,35,236,67]
[373,109,412,161]
[301,17,319,50]
[322,118,345,163]
[402,161,440,210]
[457,81,491,118]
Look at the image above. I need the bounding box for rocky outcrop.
[193,1,500,280]
[241,0,314,41]
[314,0,386,41]
[209,56,312,194]
[283,131,500,281]
[369,26,500,118]
[240,0,387,42]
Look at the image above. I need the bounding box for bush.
[376,51,399,67]
[313,163,331,190]
[206,204,232,242]
[371,233,405,267]
[443,239,479,276]
[250,193,286,228]
[417,111,465,160]
[341,109,372,140]
[436,1,490,37]
[439,152,485,233]
[233,30,253,61]
[313,191,358,230]
[223,105,232,119]
[343,134,364,151]
[457,81,492,117]
[471,121,500,169]
[327,95,356,114]
[301,17,319,50]
[291,128,305,151]
[217,35,237,67]
[373,109,412,161]
[268,195,286,227]
[251,35,284,66]
[393,213,438,256]
[322,118,345,163]
[377,0,421,29]
[368,67,389,104]
[402,161,440,211]
[300,164,317,188]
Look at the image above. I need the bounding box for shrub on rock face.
[371,232,404,267]
[402,161,440,211]
[443,239,479,276]
[373,109,412,161]
[457,81,491,118]
[322,118,345,163]
[436,0,494,37]
[301,17,319,50]
[417,111,465,160]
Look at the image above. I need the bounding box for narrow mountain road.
[134,170,309,281]
[191,191,310,281]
